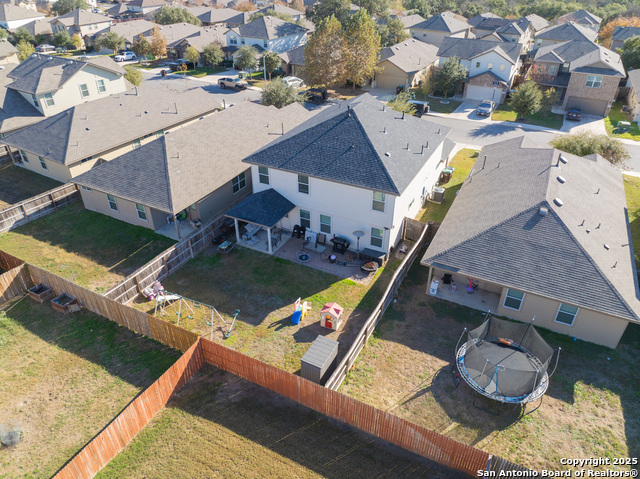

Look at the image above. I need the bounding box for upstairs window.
[31,94,38,107]
[96,79,106,93]
[586,75,602,88]
[19,150,28,163]
[258,166,269,185]
[372,191,385,212]
[44,92,54,107]
[298,174,309,194]
[549,65,557,75]
[79,84,89,98]
[230,36,237,45]
[475,61,480,68]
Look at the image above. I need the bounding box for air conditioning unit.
[428,186,445,204]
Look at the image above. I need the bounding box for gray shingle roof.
[128,0,166,8]
[0,4,43,22]
[151,22,203,47]
[226,188,296,228]
[0,41,16,58]
[73,101,313,214]
[21,18,53,37]
[534,21,597,43]
[233,16,306,39]
[243,93,452,196]
[105,19,156,43]
[177,26,226,50]
[398,13,425,29]
[437,37,521,64]
[533,41,625,77]
[523,14,549,32]
[189,6,241,24]
[278,43,304,65]
[467,12,501,29]
[557,9,602,27]
[258,4,302,17]
[412,11,469,33]
[421,136,640,322]
[0,63,43,134]
[612,26,640,43]
[1,87,218,166]
[53,8,111,27]
[379,37,439,74]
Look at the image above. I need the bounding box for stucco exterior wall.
[79,186,161,230]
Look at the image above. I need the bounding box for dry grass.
[96,364,462,479]
[0,162,61,210]
[0,298,180,478]
[339,261,640,472]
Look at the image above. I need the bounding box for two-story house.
[0,87,219,182]
[533,21,596,48]
[102,19,156,51]
[473,17,533,52]
[522,14,549,34]
[410,11,472,47]
[529,40,625,115]
[173,26,227,64]
[437,37,522,103]
[375,38,439,89]
[50,9,112,48]
[610,26,640,51]
[0,4,44,30]
[232,94,455,257]
[556,9,602,33]
[127,0,167,16]
[467,12,501,29]
[21,18,54,42]
[226,16,307,58]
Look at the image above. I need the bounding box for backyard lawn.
[96,364,461,479]
[492,103,564,130]
[0,162,61,210]
[417,149,477,223]
[624,174,640,267]
[0,298,180,478]
[339,260,640,473]
[0,203,175,293]
[605,102,640,141]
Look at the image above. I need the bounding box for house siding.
[411,29,466,47]
[561,72,619,114]
[195,167,253,221]
[442,51,517,84]
[627,84,640,121]
[79,187,161,231]
[376,60,434,89]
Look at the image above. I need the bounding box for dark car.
[566,108,582,121]
[168,59,195,72]
[302,87,328,104]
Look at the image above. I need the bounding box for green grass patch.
[624,174,640,267]
[605,101,640,140]
[175,66,227,78]
[493,103,564,129]
[0,161,61,209]
[427,99,463,114]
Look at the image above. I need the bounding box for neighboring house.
[72,101,314,240]
[0,41,17,64]
[21,17,53,40]
[187,6,242,26]
[625,69,640,121]
[258,4,304,21]
[1,87,218,182]
[396,13,424,32]
[375,37,438,89]
[105,2,136,19]
[0,4,44,29]
[149,22,202,58]
[226,16,307,56]
[102,19,155,51]
[467,12,501,29]
[173,26,227,63]
[523,13,549,33]
[0,64,43,137]
[126,0,167,16]
[278,43,303,76]
[50,9,112,47]
[239,93,455,257]
[610,26,640,51]
[421,136,639,349]
[533,21,597,48]
[472,17,533,51]
[437,37,522,103]
[557,9,601,32]
[410,11,472,47]
[529,40,625,115]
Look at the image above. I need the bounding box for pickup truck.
[218,77,248,91]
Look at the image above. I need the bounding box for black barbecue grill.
[330,236,350,254]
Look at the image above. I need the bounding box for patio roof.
[225,188,295,228]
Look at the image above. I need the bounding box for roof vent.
[604,244,610,250]
[85,127,90,130]
[557,175,566,183]
[385,152,390,157]
[559,156,568,164]
[553,198,563,207]
[538,207,548,216]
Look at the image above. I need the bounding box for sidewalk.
[426,110,564,134]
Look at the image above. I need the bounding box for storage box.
[301,336,339,385]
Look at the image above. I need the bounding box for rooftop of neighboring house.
[20,17,53,37]
[1,87,218,166]
[151,22,203,46]
[467,12,501,29]
[533,40,625,77]
[0,63,44,134]
[628,69,640,94]
[104,19,156,42]
[412,10,469,33]
[437,36,522,64]
[187,6,240,23]
[473,17,530,36]
[228,15,307,39]
[52,8,111,27]
[277,43,303,65]
[523,13,549,32]
[557,9,602,28]
[73,101,315,215]
[0,3,43,22]
[0,41,17,57]
[421,135,640,323]
[379,37,439,74]
[178,25,226,49]
[243,93,454,196]
[397,13,425,29]
[612,26,640,43]
[534,21,597,43]
[127,0,167,8]
[257,3,303,17]
[105,2,134,16]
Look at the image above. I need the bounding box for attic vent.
[559,155,568,164]
[538,207,548,216]
[553,198,563,207]
[557,175,566,184]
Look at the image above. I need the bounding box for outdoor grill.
[330,236,350,254]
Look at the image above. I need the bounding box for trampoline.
[455,313,560,404]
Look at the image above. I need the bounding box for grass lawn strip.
[0,299,179,478]
[624,175,640,267]
[0,162,62,210]
[427,99,463,114]
[0,203,176,293]
[492,103,563,130]
[605,101,640,141]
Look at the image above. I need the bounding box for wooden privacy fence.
[0,183,79,233]
[325,219,433,391]
[0,264,32,304]
[54,339,205,479]
[0,250,24,271]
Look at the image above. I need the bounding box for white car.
[282,76,304,88]
[114,51,136,62]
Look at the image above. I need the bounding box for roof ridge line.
[61,105,76,165]
[161,137,175,214]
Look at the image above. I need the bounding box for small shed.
[301,335,339,384]
[320,302,344,330]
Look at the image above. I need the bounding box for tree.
[235,45,258,74]
[378,16,410,46]
[154,6,201,26]
[261,77,300,108]
[124,65,143,86]
[308,0,350,25]
[509,81,543,119]
[201,42,224,67]
[51,0,88,15]
[131,35,151,63]
[355,0,390,18]
[71,33,83,50]
[599,16,640,47]
[235,1,255,12]
[250,9,295,23]
[0,29,8,41]
[302,15,345,87]
[432,57,467,98]
[13,27,34,45]
[149,28,168,59]
[403,0,430,19]
[35,34,46,45]
[619,35,640,70]
[96,31,125,55]
[343,10,381,90]
[541,87,556,110]
[551,132,630,166]
[262,51,281,80]
[291,0,305,12]
[185,46,200,68]
[17,40,35,62]
[53,30,71,48]
[387,91,417,116]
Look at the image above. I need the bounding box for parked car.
[218,77,248,91]
[566,107,582,121]
[168,59,195,71]
[36,44,56,53]
[301,87,328,104]
[408,100,430,118]
[477,100,495,117]
[282,76,304,88]
[114,51,136,62]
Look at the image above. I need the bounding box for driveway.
[364,88,398,102]
[560,114,607,134]
[448,100,492,122]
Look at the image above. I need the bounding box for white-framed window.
[19,150,28,163]
[503,288,524,310]
[107,194,118,211]
[300,209,310,228]
[133,138,141,149]
[372,191,385,212]
[371,227,383,248]
[549,65,557,75]
[230,36,237,45]
[555,303,578,325]
[157,129,164,137]
[488,63,493,70]
[586,75,602,88]
[298,174,309,194]
[96,79,106,93]
[499,64,505,71]
[135,203,147,220]
[232,172,246,194]
[319,214,331,234]
[475,61,480,68]
[38,156,47,170]
[258,166,269,185]
[31,94,38,107]
[79,84,89,98]
[44,92,54,107]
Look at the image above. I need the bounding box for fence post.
[21,204,29,220]
[188,239,194,259]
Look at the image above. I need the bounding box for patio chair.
[316,233,327,247]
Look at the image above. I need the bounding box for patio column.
[426,266,434,294]
[174,215,181,240]
[267,227,273,255]
[234,218,240,243]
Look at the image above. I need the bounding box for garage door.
[465,85,503,103]
[565,97,608,116]
[376,71,408,89]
